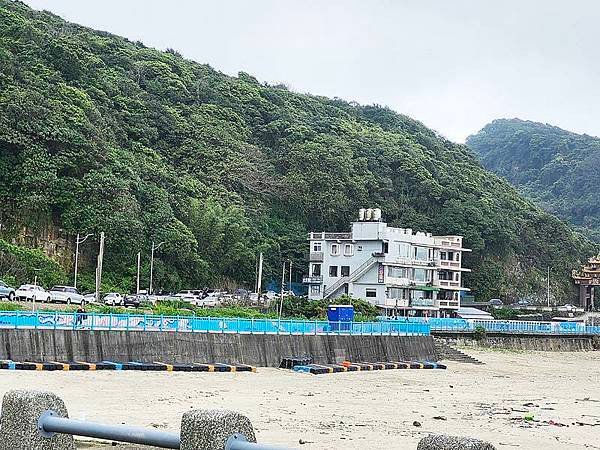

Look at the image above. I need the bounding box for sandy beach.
[0,349,599,449]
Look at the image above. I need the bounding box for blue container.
[327,305,354,331]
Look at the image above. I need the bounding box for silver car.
[49,286,85,305]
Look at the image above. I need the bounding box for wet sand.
[0,349,599,449]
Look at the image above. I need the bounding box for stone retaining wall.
[0,329,437,366]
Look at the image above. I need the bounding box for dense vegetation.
[467,118,600,242]
[0,1,596,302]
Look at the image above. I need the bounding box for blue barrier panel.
[0,311,432,336]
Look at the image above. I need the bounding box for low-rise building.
[303,208,471,317]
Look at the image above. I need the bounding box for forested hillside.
[0,1,596,302]
[467,119,600,242]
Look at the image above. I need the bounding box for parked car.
[15,284,51,302]
[176,290,202,300]
[83,292,98,304]
[123,295,141,308]
[0,280,15,301]
[489,298,503,306]
[103,293,124,306]
[49,286,85,305]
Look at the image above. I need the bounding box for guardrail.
[384,317,600,335]
[0,311,430,336]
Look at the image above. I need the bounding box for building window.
[331,244,340,256]
[341,266,350,277]
[440,251,447,261]
[311,285,321,295]
[313,242,322,252]
[398,242,410,258]
[388,266,410,278]
[414,268,429,282]
[343,244,354,256]
[329,266,338,277]
[312,264,321,276]
[365,289,377,298]
[382,242,389,253]
[414,247,428,261]
[455,272,460,281]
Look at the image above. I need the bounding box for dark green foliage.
[0,2,596,303]
[279,295,382,321]
[467,118,600,242]
[0,239,67,287]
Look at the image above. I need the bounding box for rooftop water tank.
[358,208,366,221]
[365,208,373,221]
[372,208,382,221]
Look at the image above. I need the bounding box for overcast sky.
[23,0,600,142]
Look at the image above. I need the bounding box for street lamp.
[32,268,41,312]
[74,233,93,289]
[149,241,165,295]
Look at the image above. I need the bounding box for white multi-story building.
[303,209,471,317]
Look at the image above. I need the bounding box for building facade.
[572,255,600,311]
[303,209,471,317]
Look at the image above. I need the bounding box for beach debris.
[433,416,447,421]
[523,414,535,421]
[413,421,422,427]
[417,434,496,449]
[299,438,314,444]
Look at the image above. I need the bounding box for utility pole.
[279,261,286,319]
[257,252,263,295]
[136,251,141,295]
[95,232,105,304]
[547,266,551,308]
[74,233,93,289]
[288,259,293,295]
[149,241,165,295]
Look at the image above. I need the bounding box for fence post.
[90,313,94,331]
[54,311,57,330]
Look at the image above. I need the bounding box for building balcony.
[436,299,460,309]
[377,298,410,307]
[384,256,438,267]
[308,251,324,262]
[439,259,461,269]
[302,275,323,284]
[411,298,434,307]
[438,280,461,289]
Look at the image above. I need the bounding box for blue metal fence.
[384,317,600,335]
[0,311,430,336]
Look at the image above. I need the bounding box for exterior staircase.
[434,339,484,365]
[323,256,378,299]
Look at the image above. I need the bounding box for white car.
[15,284,51,302]
[49,286,85,305]
[103,293,124,306]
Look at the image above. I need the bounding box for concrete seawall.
[435,332,600,352]
[0,330,437,366]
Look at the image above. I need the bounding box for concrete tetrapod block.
[180,409,256,450]
[0,389,75,450]
[417,434,496,450]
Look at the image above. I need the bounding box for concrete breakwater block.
[280,356,312,369]
[0,390,75,449]
[0,360,256,373]
[292,361,447,374]
[417,434,496,450]
[180,409,256,450]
